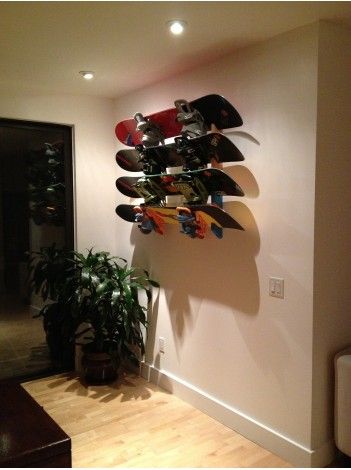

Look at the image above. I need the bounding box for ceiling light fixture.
[167,20,187,35]
[79,71,94,80]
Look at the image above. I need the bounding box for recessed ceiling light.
[167,20,187,35]
[79,71,94,80]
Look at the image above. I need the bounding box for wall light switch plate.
[159,336,165,353]
[269,277,284,299]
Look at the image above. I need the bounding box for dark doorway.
[0,119,74,380]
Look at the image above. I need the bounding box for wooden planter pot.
[81,351,118,384]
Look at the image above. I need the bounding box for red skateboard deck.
[116,108,179,146]
[115,94,243,146]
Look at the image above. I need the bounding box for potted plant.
[71,249,158,383]
[29,246,159,383]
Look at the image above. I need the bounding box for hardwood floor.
[22,372,292,468]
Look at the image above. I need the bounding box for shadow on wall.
[226,164,260,198]
[144,291,160,365]
[130,186,260,329]
[226,130,261,147]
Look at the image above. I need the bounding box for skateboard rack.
[114,94,245,239]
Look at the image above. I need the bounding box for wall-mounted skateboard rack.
[114,94,245,239]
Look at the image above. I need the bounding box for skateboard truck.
[174,99,207,138]
[176,207,206,239]
[134,112,165,147]
[134,144,163,174]
[171,175,209,204]
[133,177,167,204]
[174,135,206,171]
[133,205,164,235]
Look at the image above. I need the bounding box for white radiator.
[335,347,351,457]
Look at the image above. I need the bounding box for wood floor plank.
[22,372,292,468]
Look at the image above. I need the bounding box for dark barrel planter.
[81,351,118,384]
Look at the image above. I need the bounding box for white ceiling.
[1,1,351,99]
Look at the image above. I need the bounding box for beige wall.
[0,92,116,253]
[312,22,351,450]
[114,24,320,465]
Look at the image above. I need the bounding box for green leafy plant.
[29,246,159,370]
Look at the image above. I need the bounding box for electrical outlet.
[269,277,284,299]
[159,336,165,353]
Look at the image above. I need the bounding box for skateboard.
[210,192,224,239]
[115,94,243,147]
[116,168,244,204]
[115,203,244,238]
[116,132,244,174]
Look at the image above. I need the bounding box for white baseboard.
[141,363,335,467]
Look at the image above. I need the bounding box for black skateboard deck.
[115,94,243,147]
[115,203,244,236]
[116,168,244,204]
[116,132,244,174]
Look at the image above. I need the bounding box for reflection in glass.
[0,121,73,380]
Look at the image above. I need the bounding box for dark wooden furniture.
[0,381,71,467]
